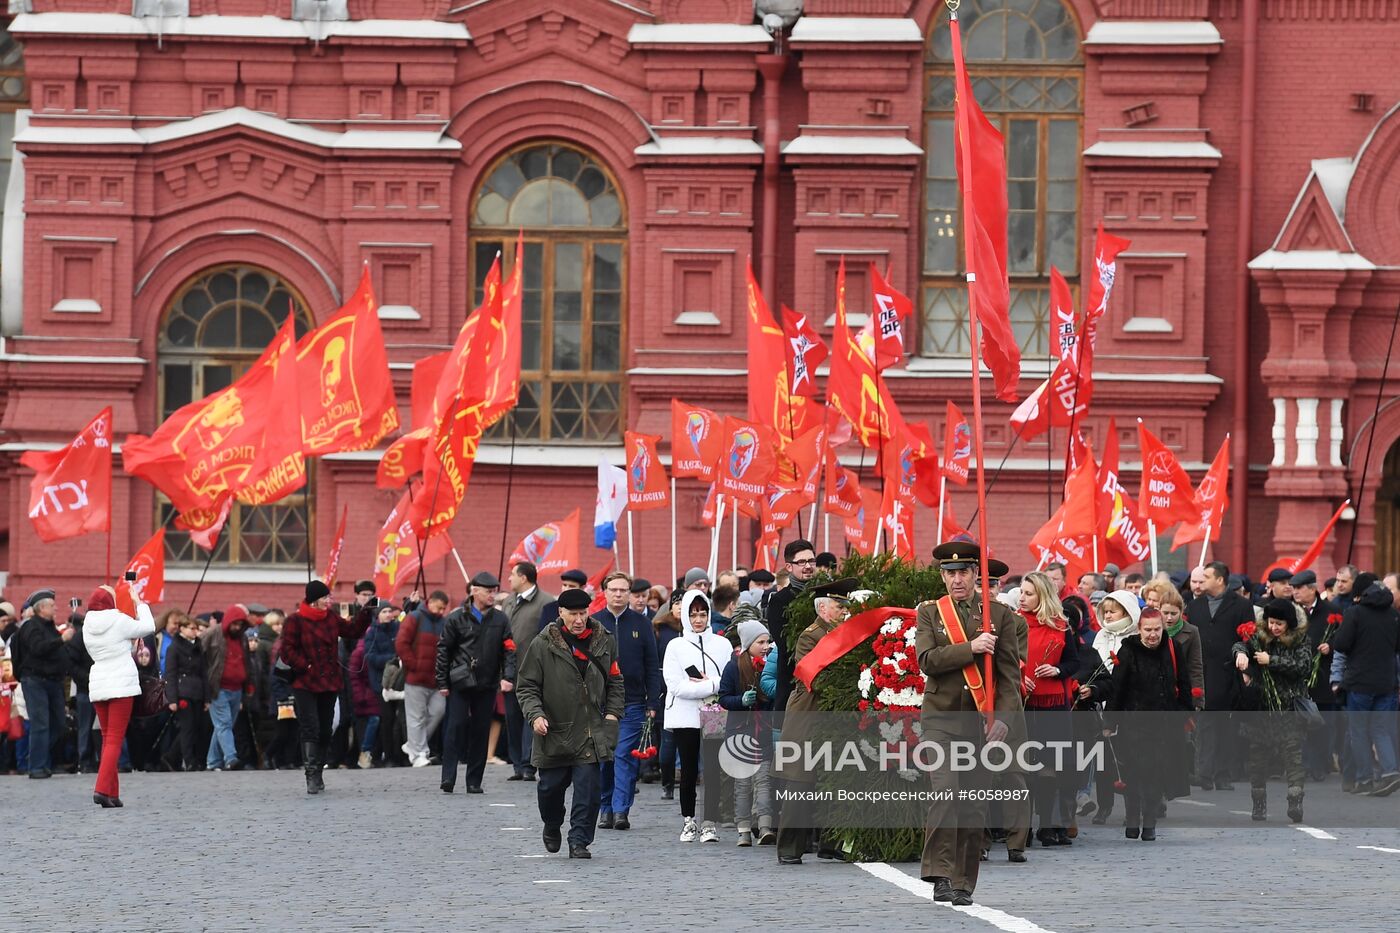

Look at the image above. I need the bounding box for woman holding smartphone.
[661,591,733,843]
[82,581,155,807]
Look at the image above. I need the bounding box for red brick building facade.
[2,0,1399,607]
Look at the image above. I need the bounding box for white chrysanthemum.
[876,686,924,709]
[904,626,917,646]
[857,667,874,695]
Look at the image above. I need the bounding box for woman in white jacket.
[663,590,734,843]
[82,585,155,807]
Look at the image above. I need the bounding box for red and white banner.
[508,509,581,576]
[1137,421,1201,527]
[624,431,670,512]
[21,407,113,543]
[124,528,166,604]
[942,400,972,486]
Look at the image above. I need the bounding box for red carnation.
[178,699,189,710]
[503,638,517,652]
[858,700,870,712]
[1191,687,1204,698]
[1236,621,1256,642]
[1113,779,1127,792]
[629,748,643,759]
[1109,651,1119,666]
[1327,613,1342,627]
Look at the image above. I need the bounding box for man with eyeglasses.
[592,571,661,831]
[763,540,819,721]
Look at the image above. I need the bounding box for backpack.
[381,656,406,694]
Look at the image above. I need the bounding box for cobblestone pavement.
[6,766,1398,933]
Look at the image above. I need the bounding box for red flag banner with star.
[868,263,913,371]
[780,304,828,399]
[625,431,670,512]
[824,458,863,518]
[21,407,112,543]
[747,259,818,440]
[1137,421,1201,527]
[1172,435,1231,551]
[1097,419,1152,567]
[124,528,166,604]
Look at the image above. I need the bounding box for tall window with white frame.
[157,265,314,564]
[922,0,1083,360]
[469,142,627,442]
[0,20,28,297]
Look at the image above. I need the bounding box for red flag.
[410,352,449,432]
[21,407,112,542]
[868,263,914,371]
[1050,266,1078,364]
[586,557,616,594]
[879,482,915,559]
[754,532,781,572]
[1081,222,1133,354]
[372,487,453,599]
[778,423,825,500]
[508,509,581,576]
[671,399,724,483]
[323,504,349,588]
[625,431,670,512]
[238,314,307,508]
[844,487,882,556]
[951,14,1020,402]
[780,304,828,398]
[1137,421,1200,527]
[826,257,899,449]
[296,264,399,456]
[940,494,972,542]
[747,485,808,529]
[942,400,972,486]
[1172,435,1231,551]
[1029,450,1100,579]
[1288,500,1351,574]
[747,259,818,440]
[715,416,778,504]
[824,458,863,518]
[1097,420,1152,567]
[178,496,232,552]
[124,316,299,525]
[124,528,166,604]
[701,482,720,529]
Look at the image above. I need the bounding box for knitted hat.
[305,580,331,603]
[738,618,770,653]
[684,567,710,588]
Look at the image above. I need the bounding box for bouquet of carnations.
[629,715,658,760]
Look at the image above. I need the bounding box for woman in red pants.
[82,584,155,807]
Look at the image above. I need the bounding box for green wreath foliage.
[780,554,947,861]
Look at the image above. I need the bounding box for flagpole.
[807,463,821,540]
[936,475,947,542]
[730,500,738,571]
[950,7,995,728]
[105,526,112,582]
[1198,524,1212,570]
[823,513,830,552]
[1148,519,1159,577]
[627,511,636,577]
[670,477,678,591]
[708,496,727,581]
[450,546,471,586]
[186,543,217,615]
[497,414,518,576]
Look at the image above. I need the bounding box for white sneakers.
[357,751,372,769]
[411,756,431,768]
[679,817,699,842]
[699,822,719,843]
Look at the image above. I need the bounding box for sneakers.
[737,829,753,847]
[700,822,719,843]
[1370,773,1400,798]
[679,817,699,842]
[358,751,372,769]
[411,756,431,768]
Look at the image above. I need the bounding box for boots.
[303,743,324,795]
[1286,787,1304,824]
[1250,787,1267,822]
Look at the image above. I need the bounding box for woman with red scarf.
[1019,571,1080,847]
[82,583,156,807]
[280,581,369,794]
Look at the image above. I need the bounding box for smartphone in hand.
[684,665,703,680]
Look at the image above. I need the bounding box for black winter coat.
[1186,590,1256,711]
[1301,597,1342,704]
[1332,584,1400,695]
[64,616,93,691]
[164,636,207,703]
[764,580,808,715]
[435,605,516,692]
[12,616,69,681]
[1104,634,1193,800]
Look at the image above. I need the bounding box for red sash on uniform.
[937,596,991,714]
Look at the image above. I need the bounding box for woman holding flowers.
[1018,572,1079,847]
[1232,598,1313,823]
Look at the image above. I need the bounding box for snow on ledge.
[17,107,461,153]
[1083,139,1222,160]
[1083,21,1222,46]
[790,17,922,44]
[635,137,763,156]
[784,135,922,156]
[1247,249,1375,271]
[628,23,771,45]
[9,12,470,42]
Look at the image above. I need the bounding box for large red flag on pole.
[1287,500,1351,574]
[322,504,350,588]
[1172,435,1232,553]
[1097,419,1152,568]
[508,509,581,576]
[670,399,724,482]
[868,263,914,371]
[21,407,112,542]
[746,259,816,441]
[373,487,453,599]
[296,264,399,456]
[942,400,972,486]
[124,528,166,604]
[1137,421,1201,527]
[625,431,670,512]
[780,304,828,399]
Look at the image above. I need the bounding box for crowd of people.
[1,541,1397,894]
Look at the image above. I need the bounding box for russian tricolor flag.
[594,459,628,549]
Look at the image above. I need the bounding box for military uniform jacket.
[774,615,842,782]
[915,595,1024,735]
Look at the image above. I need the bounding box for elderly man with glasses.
[592,571,662,831]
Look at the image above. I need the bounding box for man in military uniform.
[775,577,855,865]
[917,543,1023,906]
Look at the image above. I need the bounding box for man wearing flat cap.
[628,578,656,620]
[1292,569,1342,782]
[516,586,624,859]
[536,568,589,634]
[11,588,72,778]
[435,571,516,794]
[917,542,1023,906]
[775,577,857,864]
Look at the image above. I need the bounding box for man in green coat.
[516,587,624,859]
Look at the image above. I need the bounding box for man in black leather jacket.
[435,572,516,794]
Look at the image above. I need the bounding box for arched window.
[922,0,1083,358]
[470,142,627,441]
[157,265,314,565]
